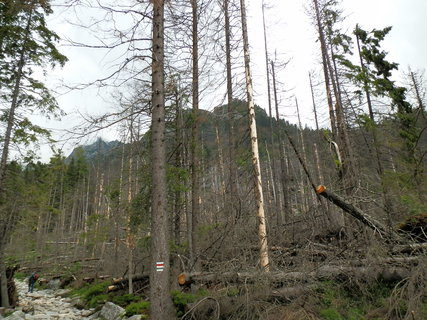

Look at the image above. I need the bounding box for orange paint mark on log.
[316,185,326,194]
[178,273,187,286]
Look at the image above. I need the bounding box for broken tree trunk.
[316,185,402,241]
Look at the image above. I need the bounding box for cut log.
[316,185,401,240]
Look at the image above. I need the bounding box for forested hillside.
[0,0,426,319]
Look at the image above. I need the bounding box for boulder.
[69,296,85,309]
[127,315,143,320]
[5,310,25,320]
[99,302,125,320]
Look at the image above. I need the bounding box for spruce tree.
[0,0,67,307]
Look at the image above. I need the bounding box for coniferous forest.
[0,0,426,319]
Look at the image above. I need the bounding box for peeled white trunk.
[240,0,270,271]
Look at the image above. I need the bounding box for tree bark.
[149,1,175,318]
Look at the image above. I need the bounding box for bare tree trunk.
[329,42,356,195]
[215,125,226,198]
[240,0,270,271]
[224,0,239,221]
[309,72,320,132]
[149,1,174,318]
[313,0,337,140]
[262,2,279,224]
[271,61,290,224]
[190,0,201,271]
[174,82,183,245]
[295,97,312,212]
[127,122,134,294]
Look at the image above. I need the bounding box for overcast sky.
[34,0,427,161]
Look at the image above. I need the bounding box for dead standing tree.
[240,0,270,271]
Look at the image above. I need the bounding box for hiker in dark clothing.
[28,272,39,293]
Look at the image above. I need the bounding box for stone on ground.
[99,301,126,320]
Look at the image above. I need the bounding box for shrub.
[112,294,140,307]
[68,280,111,306]
[125,301,150,317]
[87,294,109,308]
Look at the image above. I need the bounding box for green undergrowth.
[125,301,150,318]
[171,289,209,317]
[66,280,212,318]
[315,280,403,320]
[67,281,149,317]
[14,272,27,281]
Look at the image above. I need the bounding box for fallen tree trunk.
[178,264,411,287]
[391,243,427,254]
[316,185,402,241]
[82,275,111,283]
[112,274,148,286]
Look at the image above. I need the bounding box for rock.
[46,279,61,290]
[69,297,85,309]
[54,289,71,297]
[99,302,125,320]
[21,304,34,314]
[5,310,25,320]
[87,311,101,319]
[127,315,143,320]
[81,309,97,317]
